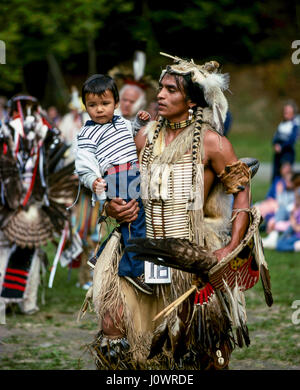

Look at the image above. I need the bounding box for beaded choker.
[165,117,195,130]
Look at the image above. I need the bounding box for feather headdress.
[159,52,230,134]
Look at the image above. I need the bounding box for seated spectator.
[276,185,300,252]
[262,172,300,249]
[256,161,293,228]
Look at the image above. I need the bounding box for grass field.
[0,176,299,370]
[1,76,300,371]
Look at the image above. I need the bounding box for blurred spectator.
[115,84,147,121]
[47,105,61,127]
[262,172,300,249]
[271,100,299,184]
[276,185,300,252]
[60,86,94,290]
[59,86,89,164]
[0,96,9,123]
[256,161,293,228]
[295,112,300,128]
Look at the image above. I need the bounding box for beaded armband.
[218,160,251,194]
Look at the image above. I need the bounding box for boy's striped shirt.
[77,116,138,173]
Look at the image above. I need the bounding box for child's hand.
[92,178,106,195]
[138,110,151,121]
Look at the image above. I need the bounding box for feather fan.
[126,237,218,283]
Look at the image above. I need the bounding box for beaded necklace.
[165,117,195,130]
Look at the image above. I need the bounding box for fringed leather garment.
[138,116,235,369]
[87,108,271,370]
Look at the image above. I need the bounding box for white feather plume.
[133,50,146,81]
[200,73,230,92]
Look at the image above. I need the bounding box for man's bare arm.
[205,131,250,261]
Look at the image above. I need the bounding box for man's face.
[283,105,295,121]
[85,91,117,124]
[157,74,190,122]
[120,87,141,118]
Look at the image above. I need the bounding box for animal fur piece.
[126,237,218,282]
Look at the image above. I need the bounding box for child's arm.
[75,143,106,199]
[92,177,106,195]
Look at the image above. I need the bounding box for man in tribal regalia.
[81,53,273,370]
[0,95,77,315]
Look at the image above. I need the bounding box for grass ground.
[1,58,300,369]
[0,178,299,371]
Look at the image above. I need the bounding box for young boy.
[75,74,152,294]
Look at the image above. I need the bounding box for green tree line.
[0,0,298,108]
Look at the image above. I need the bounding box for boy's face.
[85,91,117,124]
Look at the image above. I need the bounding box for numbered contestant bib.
[144,261,171,284]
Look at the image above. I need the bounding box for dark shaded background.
[0,0,299,112]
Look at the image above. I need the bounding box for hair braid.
[191,107,204,184]
[146,116,165,163]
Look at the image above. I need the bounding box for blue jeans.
[98,162,146,278]
[276,229,300,252]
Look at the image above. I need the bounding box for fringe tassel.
[253,228,273,307]
[77,285,93,322]
[222,277,250,348]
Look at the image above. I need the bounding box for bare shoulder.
[204,129,238,175]
[204,129,234,152]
